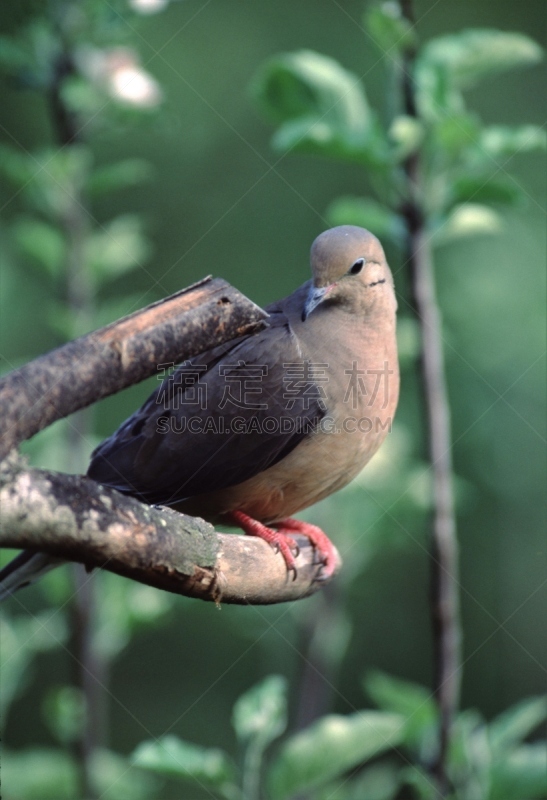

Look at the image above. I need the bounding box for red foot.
[229,511,337,581]
[229,511,299,578]
[276,518,337,580]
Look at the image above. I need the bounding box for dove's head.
[302,225,397,321]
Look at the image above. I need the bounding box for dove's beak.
[302,283,336,321]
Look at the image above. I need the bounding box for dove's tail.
[0,551,63,602]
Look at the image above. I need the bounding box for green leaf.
[267,711,404,800]
[420,29,543,90]
[21,21,59,85]
[232,674,287,746]
[434,203,502,243]
[490,743,547,800]
[480,124,547,158]
[87,159,153,196]
[0,143,39,186]
[132,735,237,794]
[364,3,416,55]
[433,113,482,156]
[0,611,68,717]
[342,761,402,800]
[252,50,368,127]
[42,146,93,200]
[251,50,386,165]
[42,686,85,745]
[60,76,105,116]
[92,748,160,800]
[451,175,524,207]
[416,57,462,119]
[489,696,547,753]
[7,146,94,218]
[389,115,424,161]
[0,748,77,800]
[448,709,491,797]
[12,217,67,279]
[9,736,158,800]
[316,762,401,800]
[0,22,58,85]
[365,671,434,717]
[400,765,439,800]
[365,671,438,761]
[85,215,150,283]
[416,30,543,118]
[326,197,405,244]
[94,571,174,662]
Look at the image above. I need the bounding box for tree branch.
[0,279,339,604]
[0,453,338,604]
[0,276,267,461]
[399,0,462,792]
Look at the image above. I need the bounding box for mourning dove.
[0,226,398,597]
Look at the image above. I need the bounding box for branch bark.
[0,276,267,461]
[399,0,462,792]
[0,453,338,604]
[0,279,339,603]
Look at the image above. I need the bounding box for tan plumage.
[180,248,399,523]
[0,225,399,597]
[88,225,399,576]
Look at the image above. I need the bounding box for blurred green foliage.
[0,1,545,799]
[132,673,547,800]
[251,22,545,240]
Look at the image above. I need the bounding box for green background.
[1,0,545,794]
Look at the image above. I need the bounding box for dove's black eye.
[349,258,365,275]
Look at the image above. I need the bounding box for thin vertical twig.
[69,566,107,800]
[398,0,462,792]
[49,32,102,800]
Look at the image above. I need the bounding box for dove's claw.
[276,518,337,580]
[228,512,336,581]
[229,511,298,576]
